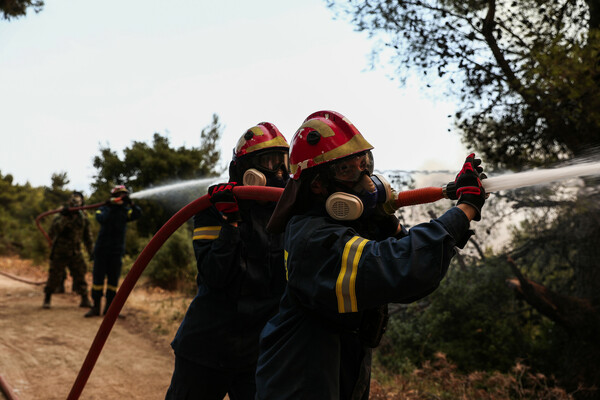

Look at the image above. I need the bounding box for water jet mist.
[482,161,600,192]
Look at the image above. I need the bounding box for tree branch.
[481,0,527,98]
[505,256,600,339]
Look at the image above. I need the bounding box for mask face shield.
[254,150,290,175]
[327,151,374,184]
[242,150,290,188]
[322,150,394,221]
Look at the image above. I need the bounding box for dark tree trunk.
[506,257,600,399]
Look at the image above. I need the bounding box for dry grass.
[125,279,192,340]
[0,255,48,283]
[370,353,573,400]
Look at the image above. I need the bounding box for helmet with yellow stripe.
[233,122,288,159]
[229,122,290,187]
[267,110,398,234]
[289,111,373,180]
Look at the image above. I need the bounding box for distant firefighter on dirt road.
[43,191,93,310]
[85,185,142,318]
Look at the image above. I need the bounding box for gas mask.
[241,150,290,188]
[325,173,393,221]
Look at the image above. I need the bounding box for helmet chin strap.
[324,174,393,221]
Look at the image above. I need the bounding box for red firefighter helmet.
[289,110,373,180]
[233,122,289,160]
[110,185,129,197]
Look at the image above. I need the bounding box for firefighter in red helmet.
[228,121,290,187]
[166,123,290,400]
[256,111,487,399]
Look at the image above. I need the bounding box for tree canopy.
[328,0,600,169]
[0,0,43,20]
[90,114,223,235]
[91,113,222,196]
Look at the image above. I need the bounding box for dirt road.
[0,261,175,400]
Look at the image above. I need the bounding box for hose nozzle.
[441,181,458,200]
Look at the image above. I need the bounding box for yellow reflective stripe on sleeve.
[193,226,221,240]
[92,284,104,291]
[284,250,289,281]
[106,284,118,291]
[336,236,369,313]
[127,209,132,218]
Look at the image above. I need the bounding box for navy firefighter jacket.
[170,200,286,371]
[94,203,142,255]
[255,206,472,399]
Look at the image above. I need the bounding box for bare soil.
[0,256,186,400]
[0,256,396,400]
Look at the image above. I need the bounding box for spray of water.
[130,177,221,201]
[482,161,600,192]
[125,159,599,207]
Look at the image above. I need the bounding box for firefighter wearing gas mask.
[166,123,290,400]
[255,110,487,399]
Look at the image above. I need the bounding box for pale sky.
[0,0,466,194]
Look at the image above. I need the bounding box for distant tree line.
[0,114,223,291]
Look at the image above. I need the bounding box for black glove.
[208,182,241,222]
[60,205,71,216]
[454,153,486,221]
[121,195,132,205]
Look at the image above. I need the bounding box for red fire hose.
[35,202,107,247]
[0,372,19,400]
[66,186,282,399]
[65,184,449,399]
[394,186,444,208]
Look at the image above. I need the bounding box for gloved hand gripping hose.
[35,202,108,247]
[65,184,465,399]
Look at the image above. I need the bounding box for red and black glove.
[208,182,241,222]
[455,153,486,221]
[108,196,124,205]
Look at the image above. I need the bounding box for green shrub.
[376,258,555,374]
[144,225,196,291]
